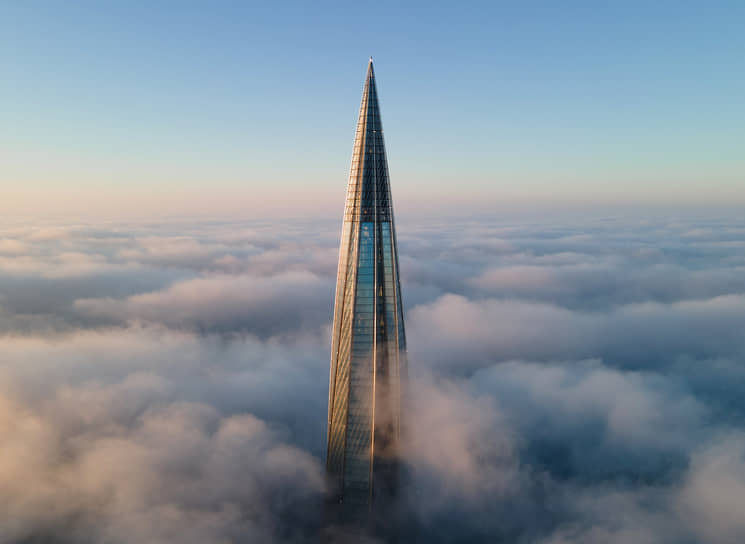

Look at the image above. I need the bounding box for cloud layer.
[0,214,744,542]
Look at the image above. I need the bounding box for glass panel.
[342,222,375,495]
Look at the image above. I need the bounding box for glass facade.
[326,60,407,512]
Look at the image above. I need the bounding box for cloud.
[404,375,520,503]
[0,239,27,255]
[0,325,330,452]
[470,261,745,309]
[117,236,218,267]
[407,293,745,373]
[74,271,334,336]
[0,391,323,543]
[678,434,745,544]
[0,214,743,542]
[0,323,329,543]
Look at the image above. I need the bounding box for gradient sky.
[2,1,744,217]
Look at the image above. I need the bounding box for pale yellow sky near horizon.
[3,181,744,222]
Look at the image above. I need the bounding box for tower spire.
[325,60,407,522]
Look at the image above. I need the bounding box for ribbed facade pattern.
[326,60,407,510]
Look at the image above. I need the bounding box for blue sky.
[2,1,744,216]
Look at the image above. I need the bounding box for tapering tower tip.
[326,56,407,517]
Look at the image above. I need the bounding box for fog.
[0,214,743,542]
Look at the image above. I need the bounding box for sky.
[2,0,744,217]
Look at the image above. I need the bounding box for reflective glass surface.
[326,60,407,510]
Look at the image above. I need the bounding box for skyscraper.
[326,59,407,517]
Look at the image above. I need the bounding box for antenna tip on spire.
[369,56,373,63]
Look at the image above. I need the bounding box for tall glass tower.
[326,59,407,515]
